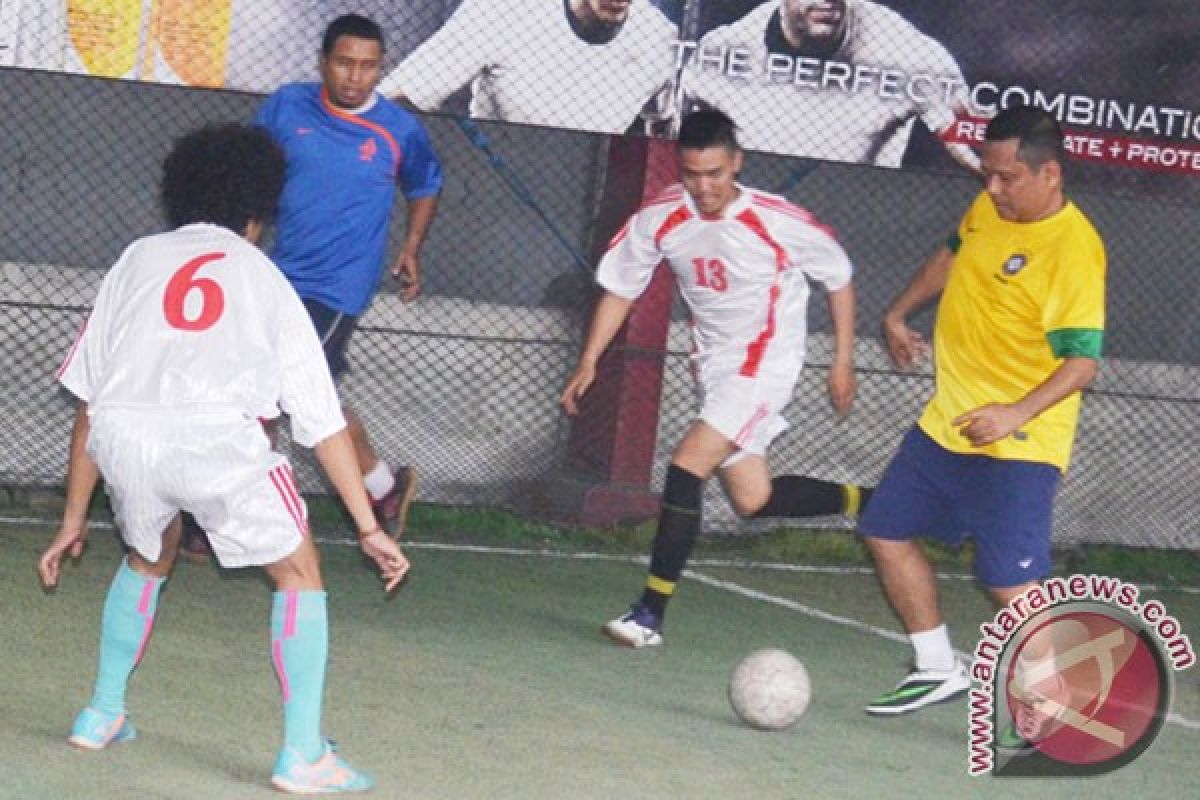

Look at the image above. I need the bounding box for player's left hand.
[828,361,856,417]
[953,404,1026,446]
[392,251,422,302]
[38,522,88,589]
[560,362,597,416]
[360,531,411,593]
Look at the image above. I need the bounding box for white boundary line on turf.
[5,516,1198,595]
[5,515,1198,732]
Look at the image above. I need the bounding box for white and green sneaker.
[866,662,970,716]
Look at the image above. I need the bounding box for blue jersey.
[255,83,443,315]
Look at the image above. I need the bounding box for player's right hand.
[37,523,88,589]
[882,314,929,370]
[560,363,596,416]
[360,531,410,593]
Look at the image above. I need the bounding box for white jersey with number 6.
[58,223,344,448]
[597,184,853,380]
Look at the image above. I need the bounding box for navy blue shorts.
[302,298,357,380]
[859,427,1060,588]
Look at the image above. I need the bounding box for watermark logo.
[968,575,1194,777]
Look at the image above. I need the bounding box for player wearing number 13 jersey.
[562,111,872,647]
[44,125,407,794]
[598,165,853,386]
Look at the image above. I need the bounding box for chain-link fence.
[1,2,1197,548]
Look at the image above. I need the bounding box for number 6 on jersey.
[163,252,226,331]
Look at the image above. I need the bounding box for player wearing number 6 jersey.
[40,124,407,794]
[561,110,872,647]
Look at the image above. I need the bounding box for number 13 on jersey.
[692,257,729,292]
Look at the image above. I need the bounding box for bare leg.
[989,582,1038,609]
[717,454,772,517]
[864,536,942,634]
[672,420,738,479]
[262,535,324,592]
[127,514,183,578]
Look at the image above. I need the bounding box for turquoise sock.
[90,558,165,716]
[271,590,328,763]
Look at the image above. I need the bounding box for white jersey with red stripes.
[597,183,853,379]
[58,223,345,448]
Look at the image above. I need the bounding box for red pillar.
[554,136,679,526]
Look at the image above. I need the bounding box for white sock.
[363,460,394,501]
[911,624,956,672]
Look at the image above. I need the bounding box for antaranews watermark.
[968,574,1194,777]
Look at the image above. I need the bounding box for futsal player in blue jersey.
[245,14,442,544]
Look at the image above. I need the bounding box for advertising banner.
[8,1,1200,186]
[0,0,20,67]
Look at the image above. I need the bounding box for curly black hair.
[161,123,285,232]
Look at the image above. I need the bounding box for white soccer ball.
[728,648,811,731]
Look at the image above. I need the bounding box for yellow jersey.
[918,192,1106,471]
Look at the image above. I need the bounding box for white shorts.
[88,409,307,568]
[695,369,797,466]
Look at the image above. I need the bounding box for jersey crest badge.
[358,138,378,162]
[1001,253,1028,275]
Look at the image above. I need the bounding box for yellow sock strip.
[843,484,862,517]
[645,575,676,596]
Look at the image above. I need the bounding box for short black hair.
[322,13,384,55]
[985,105,1066,169]
[678,109,740,152]
[161,124,285,232]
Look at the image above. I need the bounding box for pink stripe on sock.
[133,578,159,664]
[272,591,299,703]
[284,591,298,638]
[136,578,157,614]
[273,639,291,702]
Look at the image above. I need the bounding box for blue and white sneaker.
[68,707,137,750]
[271,739,375,794]
[604,604,663,648]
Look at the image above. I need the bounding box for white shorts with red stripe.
[695,368,798,466]
[88,408,307,568]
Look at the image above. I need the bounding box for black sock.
[639,465,703,620]
[751,476,874,518]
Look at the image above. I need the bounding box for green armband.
[1046,328,1103,359]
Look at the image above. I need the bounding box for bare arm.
[392,194,440,302]
[38,402,99,587]
[560,291,636,416]
[882,245,955,369]
[953,357,1099,447]
[314,428,410,591]
[826,282,857,416]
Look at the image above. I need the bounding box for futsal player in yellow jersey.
[859,105,1106,716]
